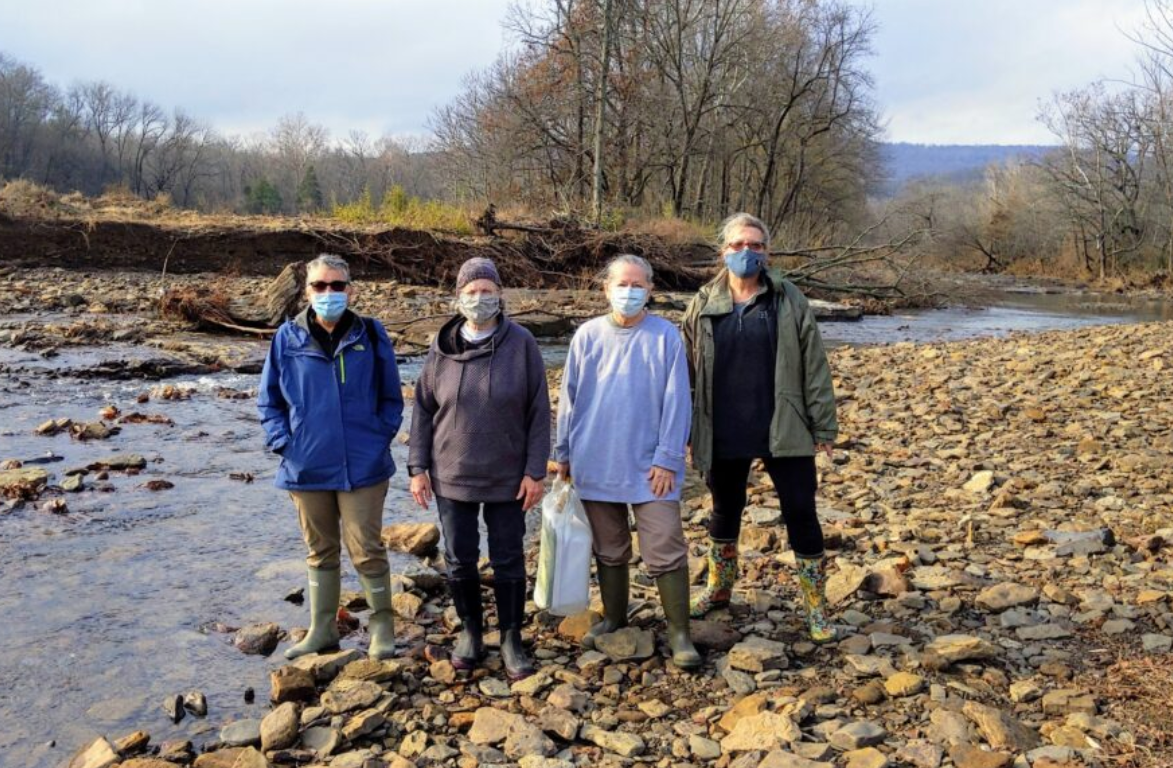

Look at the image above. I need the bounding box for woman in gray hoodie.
[408,257,550,680]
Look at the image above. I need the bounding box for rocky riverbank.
[45,317,1173,768]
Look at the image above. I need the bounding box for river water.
[0,288,1170,767]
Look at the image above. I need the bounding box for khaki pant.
[582,499,688,578]
[289,480,390,577]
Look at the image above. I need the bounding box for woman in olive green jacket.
[681,211,839,643]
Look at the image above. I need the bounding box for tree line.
[0,52,440,214]
[1,0,882,248]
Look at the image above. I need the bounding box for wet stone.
[218,719,262,748]
[0,467,49,498]
[183,691,207,717]
[300,726,340,759]
[232,623,281,655]
[162,694,184,723]
[113,731,150,757]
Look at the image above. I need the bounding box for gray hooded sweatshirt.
[408,314,551,503]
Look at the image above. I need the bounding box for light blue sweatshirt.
[554,313,692,503]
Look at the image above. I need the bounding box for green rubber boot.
[656,568,702,669]
[796,555,838,644]
[581,562,629,650]
[359,571,397,660]
[284,566,341,659]
[689,538,738,618]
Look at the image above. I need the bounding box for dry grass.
[624,215,712,245]
[1073,647,1173,768]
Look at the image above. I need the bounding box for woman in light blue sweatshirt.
[555,254,701,670]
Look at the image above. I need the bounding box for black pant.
[435,495,527,582]
[706,456,824,558]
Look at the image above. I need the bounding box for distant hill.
[878,142,1057,195]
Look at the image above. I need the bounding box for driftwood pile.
[159,262,306,334]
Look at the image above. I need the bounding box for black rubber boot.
[494,579,535,681]
[656,568,702,670]
[448,577,486,670]
[581,562,630,650]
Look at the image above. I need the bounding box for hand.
[410,472,433,509]
[648,465,675,498]
[556,461,571,481]
[517,476,545,510]
[815,442,834,460]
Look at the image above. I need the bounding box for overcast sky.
[0,0,1153,146]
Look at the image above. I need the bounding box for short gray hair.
[717,212,770,250]
[306,253,351,281]
[602,253,654,286]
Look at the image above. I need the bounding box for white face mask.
[609,286,648,318]
[456,293,500,324]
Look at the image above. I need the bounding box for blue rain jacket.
[257,309,404,491]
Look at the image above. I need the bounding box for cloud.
[0,0,515,140]
[0,0,1157,146]
[865,0,1149,143]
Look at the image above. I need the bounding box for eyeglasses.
[309,280,350,292]
[727,240,767,252]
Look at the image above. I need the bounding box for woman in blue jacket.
[258,254,404,660]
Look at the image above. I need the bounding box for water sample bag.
[533,477,592,616]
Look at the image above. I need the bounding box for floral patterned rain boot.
[796,554,838,644]
[689,539,738,618]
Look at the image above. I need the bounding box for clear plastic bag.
[533,477,593,616]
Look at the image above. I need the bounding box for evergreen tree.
[245,178,283,215]
[297,165,324,212]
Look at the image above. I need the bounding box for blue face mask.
[311,292,348,322]
[609,286,648,318]
[724,248,765,278]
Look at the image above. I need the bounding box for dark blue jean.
[435,495,527,582]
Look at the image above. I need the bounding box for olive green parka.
[681,268,838,472]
